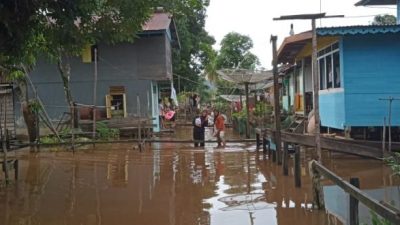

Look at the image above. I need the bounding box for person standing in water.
[193,110,208,147]
[214,110,226,148]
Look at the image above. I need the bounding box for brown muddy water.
[0,127,398,225]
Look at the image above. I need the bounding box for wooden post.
[311,19,322,161]
[350,177,360,225]
[272,149,277,162]
[294,145,301,187]
[311,160,325,209]
[71,103,75,151]
[35,91,40,144]
[137,95,142,151]
[283,142,289,176]
[245,82,250,139]
[13,160,18,180]
[93,48,98,141]
[271,35,282,165]
[382,117,386,154]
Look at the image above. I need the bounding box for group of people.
[192,109,226,148]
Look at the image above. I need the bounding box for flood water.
[0,127,398,225]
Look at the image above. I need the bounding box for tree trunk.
[57,56,78,128]
[21,101,37,142]
[57,56,74,109]
[13,75,37,142]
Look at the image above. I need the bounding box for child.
[214,110,226,148]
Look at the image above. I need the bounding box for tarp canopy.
[217,69,273,84]
[236,81,274,91]
[219,95,242,102]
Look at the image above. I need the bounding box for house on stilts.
[26,11,180,133]
[278,24,400,140]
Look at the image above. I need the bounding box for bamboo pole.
[245,82,250,138]
[92,48,98,141]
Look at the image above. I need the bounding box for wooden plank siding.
[0,86,16,139]
[342,33,400,127]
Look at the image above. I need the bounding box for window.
[318,42,341,90]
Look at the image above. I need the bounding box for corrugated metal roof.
[140,12,181,49]
[317,25,400,36]
[355,0,397,6]
[142,12,172,31]
[277,31,312,64]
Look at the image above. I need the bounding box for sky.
[205,0,397,69]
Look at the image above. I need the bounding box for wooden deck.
[256,127,384,159]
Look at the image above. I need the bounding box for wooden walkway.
[256,128,384,159]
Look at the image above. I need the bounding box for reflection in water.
[0,128,398,225]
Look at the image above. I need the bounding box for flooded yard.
[0,127,398,225]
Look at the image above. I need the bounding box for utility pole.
[270,35,282,165]
[273,13,343,162]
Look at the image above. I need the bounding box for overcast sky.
[205,0,396,69]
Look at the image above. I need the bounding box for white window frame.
[317,42,340,90]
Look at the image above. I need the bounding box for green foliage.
[372,14,397,26]
[232,109,247,119]
[216,32,260,69]
[363,211,393,225]
[254,102,272,117]
[167,0,215,92]
[213,99,231,114]
[384,152,400,177]
[96,122,119,140]
[40,135,61,144]
[6,69,25,82]
[28,100,42,113]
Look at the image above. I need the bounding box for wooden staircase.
[286,115,306,133]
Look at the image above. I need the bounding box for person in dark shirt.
[192,110,208,147]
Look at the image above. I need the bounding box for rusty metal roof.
[355,0,397,6]
[277,31,312,64]
[142,12,172,31]
[141,12,180,49]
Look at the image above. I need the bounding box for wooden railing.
[311,160,400,225]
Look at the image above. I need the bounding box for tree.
[216,32,260,69]
[0,0,163,139]
[41,0,158,111]
[0,1,49,141]
[162,0,216,92]
[213,32,260,95]
[372,14,397,25]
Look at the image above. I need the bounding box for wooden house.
[28,12,180,132]
[278,25,400,138]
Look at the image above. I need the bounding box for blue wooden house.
[27,12,179,132]
[278,25,400,138]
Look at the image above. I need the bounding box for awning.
[355,0,397,6]
[219,95,242,102]
[217,69,273,84]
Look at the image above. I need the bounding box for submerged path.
[0,127,398,225]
